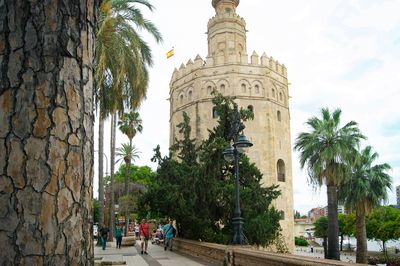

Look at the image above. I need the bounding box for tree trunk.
[124,157,130,236]
[323,237,328,259]
[340,234,343,251]
[327,184,340,260]
[355,208,367,263]
[98,117,105,227]
[109,113,116,240]
[0,0,97,264]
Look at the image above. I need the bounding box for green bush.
[294,236,308,246]
[367,255,400,266]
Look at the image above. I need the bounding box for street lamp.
[222,104,253,245]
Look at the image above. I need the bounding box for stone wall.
[173,238,367,266]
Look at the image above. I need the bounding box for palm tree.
[118,112,143,194]
[94,0,162,238]
[294,108,365,260]
[1,1,97,264]
[339,146,392,263]
[116,143,141,235]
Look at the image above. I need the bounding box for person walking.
[115,224,123,249]
[99,224,109,250]
[163,219,175,251]
[139,218,150,255]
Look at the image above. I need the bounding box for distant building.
[397,185,400,206]
[294,218,314,239]
[324,205,346,216]
[308,207,325,223]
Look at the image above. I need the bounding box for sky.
[94,0,400,215]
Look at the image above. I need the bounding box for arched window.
[212,107,219,118]
[247,105,254,115]
[207,86,212,95]
[241,83,246,93]
[277,159,285,182]
[272,88,275,98]
[255,84,260,94]
[180,94,184,103]
[188,90,193,100]
[220,84,225,93]
[277,110,281,121]
[279,92,283,101]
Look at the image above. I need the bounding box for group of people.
[98,218,176,255]
[138,218,176,254]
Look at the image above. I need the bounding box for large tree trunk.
[98,117,105,227]
[0,0,97,264]
[109,113,117,240]
[355,208,367,263]
[327,184,340,260]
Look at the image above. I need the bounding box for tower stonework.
[169,0,294,252]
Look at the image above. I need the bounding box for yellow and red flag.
[166,48,174,59]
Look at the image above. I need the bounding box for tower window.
[212,107,219,118]
[220,84,225,93]
[247,105,254,115]
[180,95,184,103]
[188,90,193,100]
[207,86,212,95]
[272,88,275,98]
[241,83,246,93]
[277,110,281,121]
[279,92,283,101]
[255,84,260,94]
[277,159,285,182]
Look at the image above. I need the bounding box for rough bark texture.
[355,208,367,264]
[0,0,96,265]
[327,184,340,260]
[98,118,104,227]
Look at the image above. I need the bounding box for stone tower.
[169,0,294,252]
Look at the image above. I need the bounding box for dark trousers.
[116,236,122,248]
[101,236,107,250]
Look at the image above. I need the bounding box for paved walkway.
[295,247,356,263]
[94,239,216,266]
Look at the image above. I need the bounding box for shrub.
[294,236,308,246]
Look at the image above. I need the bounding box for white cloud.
[93,0,400,215]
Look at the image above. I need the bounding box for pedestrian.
[139,218,150,255]
[99,224,109,250]
[115,224,123,249]
[162,219,175,251]
[135,223,139,238]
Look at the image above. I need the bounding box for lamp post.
[222,104,253,245]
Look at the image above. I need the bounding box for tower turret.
[208,0,247,64]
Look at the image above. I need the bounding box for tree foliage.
[366,206,400,250]
[140,94,282,247]
[114,164,155,185]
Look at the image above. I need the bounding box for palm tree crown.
[341,146,392,212]
[116,143,141,164]
[95,0,163,117]
[294,108,365,187]
[118,111,143,143]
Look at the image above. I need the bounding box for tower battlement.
[170,52,287,85]
[207,13,246,29]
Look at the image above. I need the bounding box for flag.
[166,48,174,59]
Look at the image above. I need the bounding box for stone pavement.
[94,239,216,266]
[295,247,356,263]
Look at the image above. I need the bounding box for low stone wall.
[173,238,367,266]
